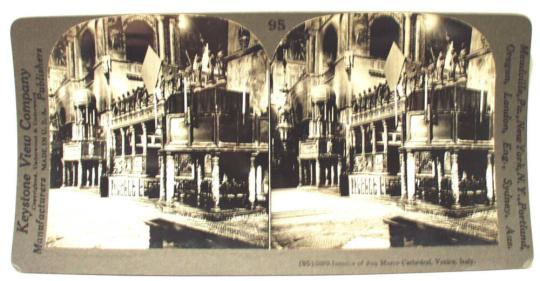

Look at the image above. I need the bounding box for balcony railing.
[352,98,406,126]
[351,153,387,174]
[299,138,342,158]
[416,176,489,207]
[62,140,104,160]
[112,155,148,175]
[172,178,250,210]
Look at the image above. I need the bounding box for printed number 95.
[268,19,285,31]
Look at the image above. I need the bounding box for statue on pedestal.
[193,54,201,88]
[215,50,226,82]
[436,51,446,84]
[458,42,469,77]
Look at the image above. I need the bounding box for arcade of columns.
[161,152,266,208]
[348,118,391,196]
[62,100,103,188]
[298,97,341,188]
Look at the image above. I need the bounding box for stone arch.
[322,24,338,69]
[369,16,400,59]
[79,28,96,78]
[124,18,157,63]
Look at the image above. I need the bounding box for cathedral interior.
[48,15,269,211]
[270,13,496,208]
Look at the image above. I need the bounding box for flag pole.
[395,63,405,125]
[154,64,163,134]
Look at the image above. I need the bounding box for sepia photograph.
[5,0,537,276]
[46,14,270,249]
[270,13,497,249]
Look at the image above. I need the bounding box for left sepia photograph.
[47,15,270,249]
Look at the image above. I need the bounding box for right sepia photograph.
[270,13,497,249]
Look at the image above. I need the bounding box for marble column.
[360,125,365,155]
[211,154,221,209]
[62,161,66,186]
[165,153,175,203]
[326,164,331,186]
[298,160,303,185]
[157,17,166,59]
[331,163,336,186]
[64,163,69,186]
[98,162,102,187]
[310,161,315,186]
[168,19,175,64]
[451,152,460,206]
[315,160,321,186]
[159,153,166,201]
[337,160,342,186]
[77,161,83,188]
[404,14,412,57]
[142,123,147,155]
[256,165,264,202]
[94,163,98,186]
[120,128,126,156]
[91,163,96,187]
[196,158,203,202]
[382,120,388,153]
[406,152,416,200]
[87,165,92,187]
[376,176,381,195]
[414,14,422,62]
[73,163,77,186]
[248,155,257,207]
[69,163,74,186]
[486,152,494,205]
[88,164,93,186]
[400,152,407,200]
[71,163,75,186]
[437,159,443,203]
[371,123,376,154]
[130,126,136,156]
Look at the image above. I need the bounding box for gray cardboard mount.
[10,13,533,275]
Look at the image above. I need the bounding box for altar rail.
[173,178,250,210]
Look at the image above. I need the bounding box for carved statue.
[53,40,67,66]
[458,42,469,76]
[450,48,458,81]
[209,53,216,83]
[201,43,211,84]
[204,154,212,175]
[193,54,201,86]
[215,50,225,81]
[436,51,446,83]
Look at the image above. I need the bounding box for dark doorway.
[370,17,400,59]
[322,25,338,69]
[125,20,155,63]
